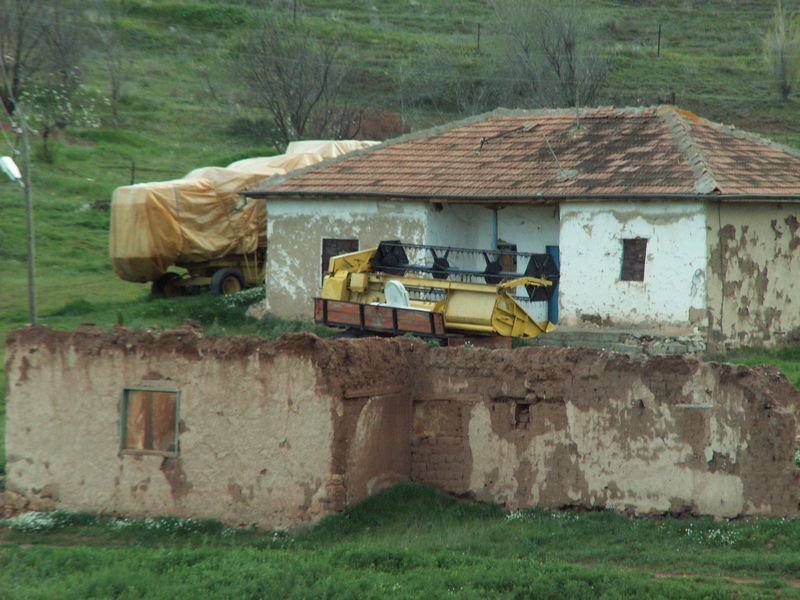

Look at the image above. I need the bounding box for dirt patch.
[654,571,800,590]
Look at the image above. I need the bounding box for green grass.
[720,345,800,389]
[2,484,800,598]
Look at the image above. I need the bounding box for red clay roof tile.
[247,106,800,200]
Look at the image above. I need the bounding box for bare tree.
[20,1,98,159]
[763,0,800,102]
[1,0,98,161]
[397,45,499,124]
[493,0,609,108]
[87,0,127,127]
[236,16,363,146]
[0,0,49,115]
[41,0,84,94]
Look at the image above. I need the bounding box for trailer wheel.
[152,272,183,298]
[211,268,244,295]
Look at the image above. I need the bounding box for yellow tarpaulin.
[110,140,377,282]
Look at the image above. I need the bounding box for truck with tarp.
[109,140,377,296]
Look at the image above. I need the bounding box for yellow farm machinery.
[315,241,559,343]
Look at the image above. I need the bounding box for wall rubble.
[5,327,799,526]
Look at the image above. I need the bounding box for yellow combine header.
[315,241,557,341]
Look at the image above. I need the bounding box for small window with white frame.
[120,387,180,456]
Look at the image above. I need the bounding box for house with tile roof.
[244,106,800,350]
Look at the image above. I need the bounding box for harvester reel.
[373,240,408,275]
[430,248,450,280]
[482,252,503,284]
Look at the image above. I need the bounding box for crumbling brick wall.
[412,347,800,517]
[4,327,416,529]
[411,400,470,494]
[5,328,800,526]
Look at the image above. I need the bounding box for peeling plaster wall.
[424,204,560,256]
[266,198,428,319]
[6,329,799,524]
[559,201,707,328]
[706,202,800,350]
[267,199,561,322]
[425,204,560,321]
[5,328,416,529]
[413,347,800,518]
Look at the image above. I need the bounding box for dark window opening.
[322,238,359,281]
[621,238,648,282]
[514,402,531,428]
[121,388,179,456]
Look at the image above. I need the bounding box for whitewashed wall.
[706,202,800,349]
[424,204,560,256]
[266,199,428,319]
[559,201,707,328]
[425,204,561,321]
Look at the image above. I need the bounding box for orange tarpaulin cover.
[110,140,376,282]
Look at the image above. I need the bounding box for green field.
[3,483,800,599]
[3,1,800,596]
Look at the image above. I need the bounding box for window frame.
[119,386,181,457]
[620,237,648,282]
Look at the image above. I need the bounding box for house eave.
[242,190,800,205]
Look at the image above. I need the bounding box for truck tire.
[152,272,183,298]
[211,268,244,295]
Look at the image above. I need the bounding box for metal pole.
[546,245,559,324]
[657,24,661,57]
[19,108,36,324]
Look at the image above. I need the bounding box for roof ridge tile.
[658,106,721,194]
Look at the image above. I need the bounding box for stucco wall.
[266,198,428,319]
[267,199,560,322]
[424,204,560,256]
[413,346,800,517]
[706,202,800,350]
[425,204,560,321]
[5,328,415,529]
[6,328,799,524]
[558,201,707,329]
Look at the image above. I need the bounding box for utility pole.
[19,107,36,324]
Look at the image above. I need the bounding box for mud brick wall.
[6,328,800,525]
[411,400,470,494]
[4,327,416,529]
[414,346,800,517]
